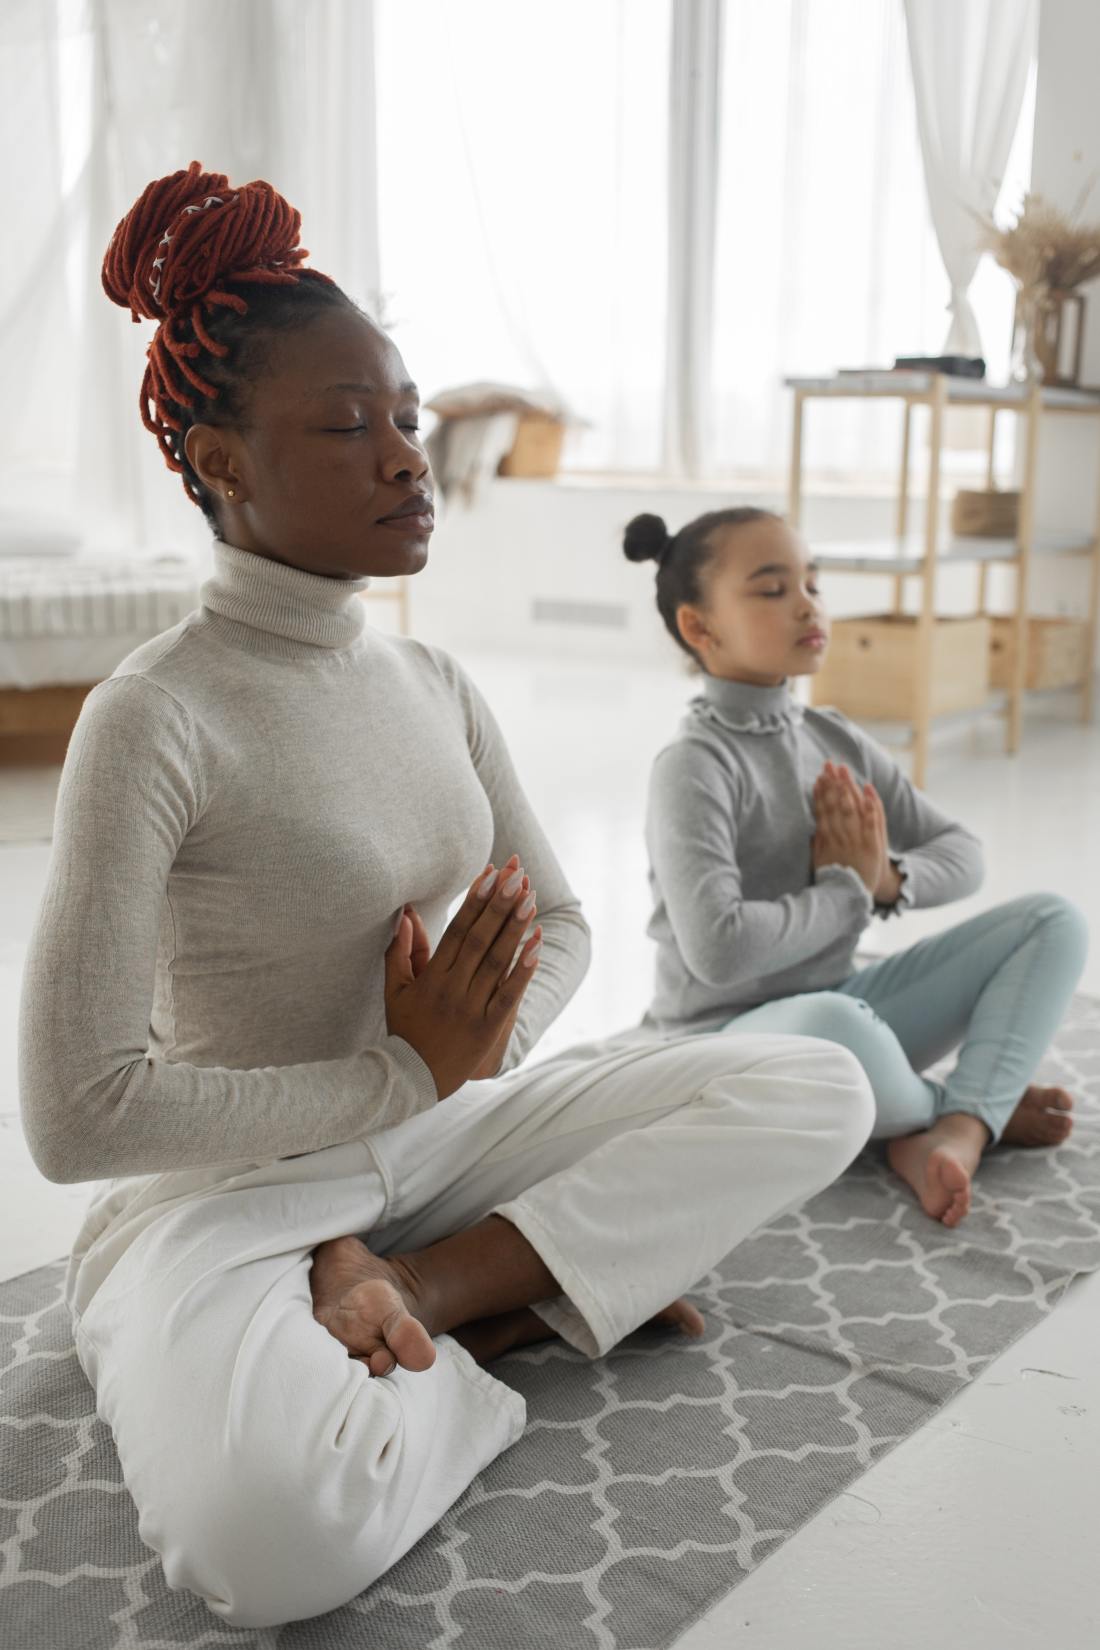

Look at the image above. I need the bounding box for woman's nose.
[381,438,429,484]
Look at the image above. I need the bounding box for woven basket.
[950,489,1019,538]
[498,415,566,478]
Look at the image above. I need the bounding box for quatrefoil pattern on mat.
[3,995,1099,1650]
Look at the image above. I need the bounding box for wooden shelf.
[785,372,1100,413]
[785,372,1100,787]
[814,530,1095,576]
[358,581,409,634]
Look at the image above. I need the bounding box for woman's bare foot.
[310,1233,438,1378]
[451,1306,557,1364]
[648,1298,707,1338]
[1001,1084,1074,1147]
[452,1298,707,1366]
[886,1113,991,1228]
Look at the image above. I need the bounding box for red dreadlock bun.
[101,159,314,323]
[102,160,334,475]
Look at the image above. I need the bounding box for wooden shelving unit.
[361,580,410,635]
[785,371,1100,786]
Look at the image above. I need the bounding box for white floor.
[2,654,1098,1649]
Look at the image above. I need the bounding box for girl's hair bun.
[623,512,671,564]
[102,159,313,324]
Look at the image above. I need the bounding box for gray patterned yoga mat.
[3,994,1100,1650]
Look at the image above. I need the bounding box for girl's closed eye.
[761,583,820,599]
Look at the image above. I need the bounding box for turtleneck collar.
[694,672,805,735]
[199,539,372,654]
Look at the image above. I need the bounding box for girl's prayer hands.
[860,783,905,905]
[383,853,542,1100]
[811,762,885,894]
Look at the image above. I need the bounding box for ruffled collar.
[692,672,805,735]
[200,539,372,652]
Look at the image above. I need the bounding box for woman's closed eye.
[760,584,819,599]
[324,421,421,435]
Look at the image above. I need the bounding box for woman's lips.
[797,631,828,650]
[377,511,434,535]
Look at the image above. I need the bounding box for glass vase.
[1009,288,1045,386]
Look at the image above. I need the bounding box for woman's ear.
[185,423,245,502]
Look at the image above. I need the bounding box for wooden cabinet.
[811,615,991,721]
[786,372,1100,787]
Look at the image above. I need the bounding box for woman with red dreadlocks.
[18,163,874,1628]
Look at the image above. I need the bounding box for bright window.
[372,0,1035,480]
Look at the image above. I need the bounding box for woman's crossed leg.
[69,1029,873,1629]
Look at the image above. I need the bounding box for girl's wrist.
[875,860,904,906]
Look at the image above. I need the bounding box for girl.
[16,165,875,1630]
[625,505,1089,1230]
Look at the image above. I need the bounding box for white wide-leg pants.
[64,1030,874,1629]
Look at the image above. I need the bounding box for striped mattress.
[0,552,201,640]
[0,552,202,688]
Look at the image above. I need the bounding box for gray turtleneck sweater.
[19,540,590,1184]
[642,674,984,1034]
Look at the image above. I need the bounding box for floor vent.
[532,598,629,629]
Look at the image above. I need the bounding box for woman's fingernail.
[477,871,498,899]
[522,942,542,967]
[516,891,536,920]
[393,907,406,937]
[501,868,523,898]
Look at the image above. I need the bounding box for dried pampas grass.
[977,189,1100,295]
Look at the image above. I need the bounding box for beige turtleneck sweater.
[18,540,590,1184]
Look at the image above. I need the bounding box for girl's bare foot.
[452,1298,706,1366]
[310,1233,438,1378]
[886,1113,990,1228]
[1001,1084,1074,1147]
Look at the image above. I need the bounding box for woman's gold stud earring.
[226,488,236,499]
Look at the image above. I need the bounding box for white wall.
[407,475,1044,665]
[1027,0,1100,666]
[1031,0,1100,260]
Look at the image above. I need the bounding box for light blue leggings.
[722,892,1089,1144]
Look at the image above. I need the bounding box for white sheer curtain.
[3,0,1038,513]
[905,0,1038,357]
[375,0,671,473]
[663,0,723,476]
[0,4,86,521]
[0,0,380,551]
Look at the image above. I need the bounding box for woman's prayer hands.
[384,854,541,1099]
[812,762,901,903]
[401,903,525,1081]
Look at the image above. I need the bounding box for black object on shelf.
[893,354,986,379]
